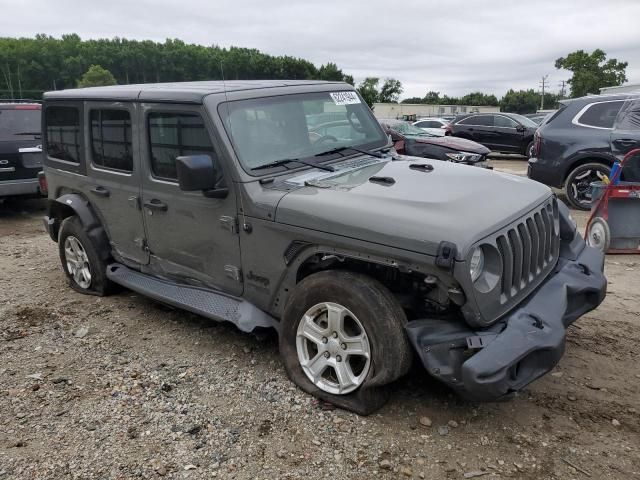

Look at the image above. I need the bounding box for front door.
[84,101,149,265]
[493,115,523,152]
[139,103,242,295]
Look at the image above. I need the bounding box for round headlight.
[469,247,485,282]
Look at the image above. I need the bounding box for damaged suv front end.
[406,200,606,400]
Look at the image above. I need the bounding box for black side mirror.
[516,124,526,132]
[176,155,228,198]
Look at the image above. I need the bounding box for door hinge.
[224,265,242,282]
[220,215,239,234]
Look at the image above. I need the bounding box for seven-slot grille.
[495,199,559,303]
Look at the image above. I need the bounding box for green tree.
[500,89,539,114]
[459,91,499,106]
[77,64,117,87]
[555,49,627,98]
[357,77,379,109]
[378,78,403,103]
[401,97,424,104]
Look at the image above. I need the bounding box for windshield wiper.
[315,145,384,159]
[13,131,41,136]
[251,157,335,172]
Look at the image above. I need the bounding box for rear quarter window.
[45,106,82,163]
[574,100,625,129]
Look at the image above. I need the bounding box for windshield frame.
[217,91,389,177]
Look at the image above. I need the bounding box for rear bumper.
[0,178,40,197]
[528,157,563,188]
[406,240,606,401]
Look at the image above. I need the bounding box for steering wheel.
[314,134,339,145]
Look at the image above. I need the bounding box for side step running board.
[106,263,277,333]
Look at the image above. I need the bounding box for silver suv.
[42,81,606,414]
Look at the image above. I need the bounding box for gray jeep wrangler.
[42,81,606,414]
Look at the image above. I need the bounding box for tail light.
[533,131,542,157]
[37,171,48,196]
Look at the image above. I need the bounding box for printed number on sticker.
[330,91,361,105]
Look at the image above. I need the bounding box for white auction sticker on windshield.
[330,91,361,105]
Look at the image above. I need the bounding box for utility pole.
[539,75,549,110]
[558,80,567,99]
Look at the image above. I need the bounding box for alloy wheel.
[64,236,92,289]
[296,302,371,395]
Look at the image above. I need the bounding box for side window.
[459,115,493,126]
[90,109,133,172]
[494,115,517,128]
[148,112,216,181]
[577,101,625,129]
[45,106,81,163]
[614,100,640,131]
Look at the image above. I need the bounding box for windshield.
[510,113,538,128]
[0,108,41,140]
[219,91,387,172]
[391,122,434,136]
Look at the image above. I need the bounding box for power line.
[539,75,549,110]
[558,80,567,99]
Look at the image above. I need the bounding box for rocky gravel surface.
[1,196,639,479]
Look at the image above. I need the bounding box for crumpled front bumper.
[406,240,606,401]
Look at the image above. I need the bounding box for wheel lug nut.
[322,337,328,344]
[332,331,338,338]
[341,343,346,350]
[336,355,342,362]
[324,352,330,358]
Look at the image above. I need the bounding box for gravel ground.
[1,187,639,479]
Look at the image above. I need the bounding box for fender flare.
[46,194,111,260]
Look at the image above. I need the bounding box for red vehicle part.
[584,148,640,254]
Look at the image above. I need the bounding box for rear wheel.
[279,271,412,415]
[565,162,611,210]
[58,216,114,296]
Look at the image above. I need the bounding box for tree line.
[0,34,352,99]
[0,35,629,116]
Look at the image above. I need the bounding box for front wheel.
[565,162,611,210]
[279,271,412,415]
[525,141,535,158]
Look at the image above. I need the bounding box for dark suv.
[446,112,538,156]
[0,102,43,198]
[528,93,638,210]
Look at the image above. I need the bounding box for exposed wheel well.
[294,253,446,320]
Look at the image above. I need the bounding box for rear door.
[83,101,149,265]
[139,103,242,295]
[457,115,495,146]
[611,99,640,181]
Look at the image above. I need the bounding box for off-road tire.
[565,162,611,210]
[279,270,412,415]
[58,216,115,296]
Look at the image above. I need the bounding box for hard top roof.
[43,80,349,103]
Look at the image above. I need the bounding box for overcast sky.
[1,0,639,99]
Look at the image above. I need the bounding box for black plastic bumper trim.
[406,241,606,402]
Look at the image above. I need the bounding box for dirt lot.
[1,162,639,479]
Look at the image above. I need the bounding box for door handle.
[143,199,168,212]
[90,185,110,197]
